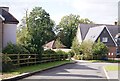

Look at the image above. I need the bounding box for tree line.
[3,7,94,55]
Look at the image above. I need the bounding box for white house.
[0,7,19,50]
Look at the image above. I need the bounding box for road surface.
[19,61,117,81]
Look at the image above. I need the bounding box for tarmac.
[2,59,120,81]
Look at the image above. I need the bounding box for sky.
[0,0,119,25]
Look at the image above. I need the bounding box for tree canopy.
[17,7,55,53]
[57,14,93,48]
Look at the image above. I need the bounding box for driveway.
[19,60,118,81]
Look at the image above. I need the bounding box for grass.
[89,60,120,63]
[105,65,120,71]
[2,60,71,79]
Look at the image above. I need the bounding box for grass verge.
[105,65,120,71]
[2,60,71,79]
[89,60,120,63]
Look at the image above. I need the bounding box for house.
[43,39,71,52]
[0,7,19,51]
[76,23,120,58]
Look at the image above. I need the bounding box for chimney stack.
[0,7,9,13]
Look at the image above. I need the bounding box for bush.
[2,42,30,54]
[56,50,67,55]
[43,49,56,54]
[73,55,81,60]
[93,39,108,60]
[79,40,93,60]
[68,51,74,57]
[2,55,15,72]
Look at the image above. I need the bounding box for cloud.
[0,0,119,25]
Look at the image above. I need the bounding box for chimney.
[115,21,118,25]
[0,7,9,12]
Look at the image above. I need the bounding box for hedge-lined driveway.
[20,61,117,80]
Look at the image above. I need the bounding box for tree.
[80,40,94,60]
[71,37,81,60]
[93,39,108,60]
[17,7,55,54]
[57,14,93,48]
[72,39,93,60]
[71,37,81,55]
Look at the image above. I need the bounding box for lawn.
[89,60,120,63]
[105,65,120,71]
[2,60,71,79]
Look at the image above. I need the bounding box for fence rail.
[2,53,68,66]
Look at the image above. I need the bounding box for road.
[19,61,118,81]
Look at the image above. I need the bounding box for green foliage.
[57,14,93,48]
[72,39,93,60]
[80,40,94,60]
[2,55,14,72]
[43,49,56,54]
[55,38,64,49]
[17,7,55,54]
[2,42,29,54]
[72,38,108,60]
[73,54,81,60]
[71,37,81,55]
[93,39,108,59]
[68,50,74,57]
[56,50,67,55]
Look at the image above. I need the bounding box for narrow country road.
[19,61,118,81]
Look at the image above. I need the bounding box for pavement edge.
[103,66,109,79]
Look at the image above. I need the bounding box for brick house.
[76,24,120,58]
[0,7,19,52]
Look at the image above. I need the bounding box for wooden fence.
[2,54,68,66]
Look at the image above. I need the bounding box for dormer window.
[102,37,108,42]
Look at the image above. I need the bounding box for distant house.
[76,23,120,58]
[43,40,71,52]
[0,7,19,50]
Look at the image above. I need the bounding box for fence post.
[59,54,60,61]
[17,54,20,67]
[35,54,36,64]
[5,53,7,64]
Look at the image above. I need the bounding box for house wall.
[96,27,117,58]
[3,24,16,48]
[98,28,116,46]
[0,19,2,52]
[107,46,116,58]
[76,27,82,43]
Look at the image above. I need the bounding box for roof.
[79,24,119,40]
[43,40,55,49]
[85,25,117,46]
[84,25,105,42]
[43,40,66,49]
[0,9,19,24]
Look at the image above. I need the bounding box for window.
[102,37,108,42]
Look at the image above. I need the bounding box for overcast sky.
[0,0,119,25]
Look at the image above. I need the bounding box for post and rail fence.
[2,53,68,67]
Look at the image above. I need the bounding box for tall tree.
[17,7,55,53]
[57,14,93,48]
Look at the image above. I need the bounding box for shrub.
[2,54,15,72]
[93,40,108,60]
[56,50,68,60]
[73,55,81,60]
[79,40,94,60]
[71,37,81,55]
[43,49,56,54]
[2,42,29,54]
[56,50,68,55]
[68,50,74,57]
